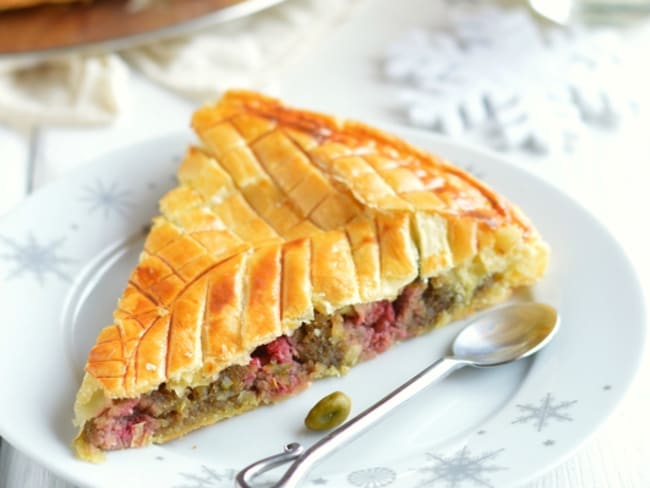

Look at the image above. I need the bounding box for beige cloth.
[123,0,354,100]
[0,55,128,129]
[0,0,356,129]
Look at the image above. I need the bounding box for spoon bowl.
[452,302,559,367]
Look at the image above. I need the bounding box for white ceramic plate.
[0,129,645,488]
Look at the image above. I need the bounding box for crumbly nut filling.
[81,276,485,451]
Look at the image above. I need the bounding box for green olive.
[304,391,352,431]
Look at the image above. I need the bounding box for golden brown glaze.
[193,91,523,229]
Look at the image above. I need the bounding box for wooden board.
[0,0,283,59]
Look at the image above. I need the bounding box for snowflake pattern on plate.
[348,467,396,488]
[174,466,237,488]
[311,477,329,485]
[0,234,73,285]
[418,446,506,488]
[80,180,132,219]
[512,393,577,432]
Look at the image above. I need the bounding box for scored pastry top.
[82,90,540,400]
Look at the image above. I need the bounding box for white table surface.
[1,0,649,487]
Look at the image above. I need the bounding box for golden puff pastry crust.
[73,90,549,460]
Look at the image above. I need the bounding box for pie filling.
[81,276,494,451]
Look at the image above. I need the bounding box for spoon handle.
[235,356,466,488]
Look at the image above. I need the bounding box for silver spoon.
[235,302,559,488]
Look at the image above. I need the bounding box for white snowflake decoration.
[383,4,637,153]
